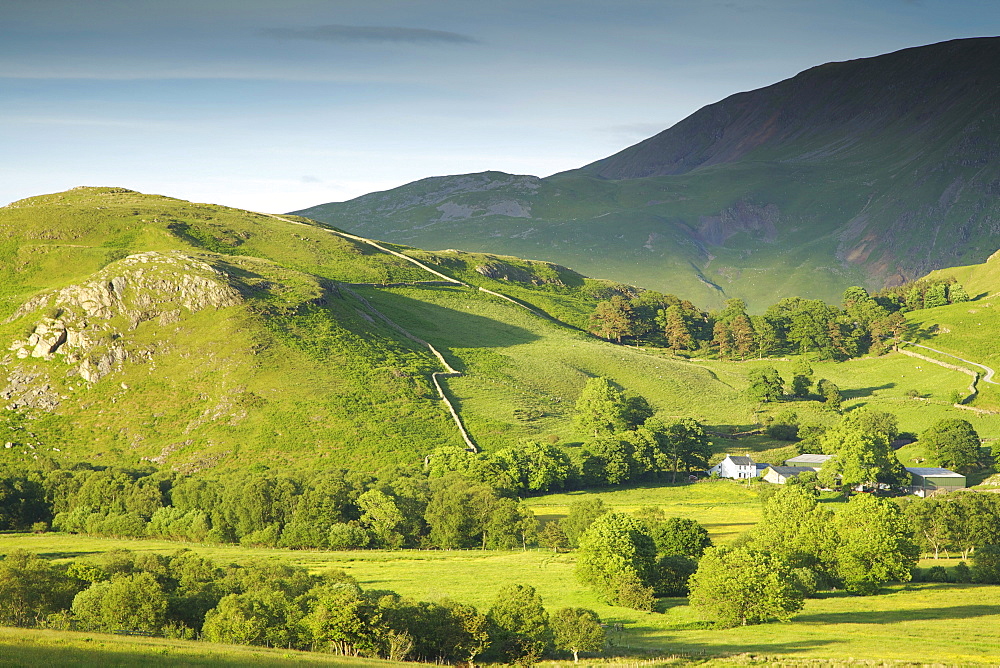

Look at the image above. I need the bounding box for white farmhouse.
[708,454,761,479]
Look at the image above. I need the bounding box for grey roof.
[767,466,817,476]
[906,467,965,478]
[726,455,754,466]
[785,454,833,465]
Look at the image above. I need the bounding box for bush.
[972,544,1000,584]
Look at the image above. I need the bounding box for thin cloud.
[262,24,478,45]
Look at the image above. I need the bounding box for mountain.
[0,187,740,472]
[294,37,1000,311]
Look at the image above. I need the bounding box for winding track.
[260,213,559,453]
[902,342,998,384]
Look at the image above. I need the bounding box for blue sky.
[1,0,997,212]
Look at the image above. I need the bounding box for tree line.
[0,548,606,664]
[588,278,971,360]
[567,483,1000,627]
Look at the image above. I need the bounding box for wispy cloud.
[261,24,478,45]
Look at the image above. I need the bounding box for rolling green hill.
[3,185,1000,477]
[295,37,1000,311]
[0,187,743,473]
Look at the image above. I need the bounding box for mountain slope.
[0,187,742,472]
[295,37,1000,311]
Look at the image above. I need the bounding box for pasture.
[3,533,999,666]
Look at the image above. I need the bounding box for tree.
[819,425,906,490]
[486,584,552,665]
[551,607,605,663]
[924,283,948,309]
[842,408,899,442]
[972,544,1000,584]
[729,314,755,359]
[0,550,79,627]
[357,489,405,549]
[711,321,732,358]
[561,498,608,548]
[538,521,568,552]
[687,546,804,627]
[940,491,1000,560]
[948,283,970,303]
[816,378,842,412]
[574,377,629,437]
[304,583,385,656]
[747,486,838,583]
[444,599,491,665]
[72,572,168,633]
[746,366,783,403]
[790,360,813,398]
[752,315,781,358]
[425,475,489,549]
[835,494,919,595]
[202,588,305,649]
[495,442,572,494]
[576,513,656,608]
[638,513,712,558]
[589,296,635,342]
[897,497,949,559]
[920,419,981,472]
[660,305,693,350]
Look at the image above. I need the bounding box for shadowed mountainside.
[295,37,1000,311]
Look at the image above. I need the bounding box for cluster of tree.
[687,486,919,628]
[745,361,843,411]
[766,410,987,480]
[588,280,970,361]
[898,491,1000,561]
[430,378,712,492]
[875,277,971,312]
[575,508,711,610]
[0,549,606,664]
[0,459,545,552]
[573,378,712,485]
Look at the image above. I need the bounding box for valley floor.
[3,530,998,666]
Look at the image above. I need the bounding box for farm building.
[905,467,967,497]
[783,453,833,468]
[708,455,762,479]
[762,465,817,484]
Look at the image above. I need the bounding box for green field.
[0,627,399,668]
[522,480,765,545]
[3,530,999,666]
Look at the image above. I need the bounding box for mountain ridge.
[294,37,1000,311]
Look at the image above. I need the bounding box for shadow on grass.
[795,603,1000,624]
[604,630,838,660]
[36,551,102,560]
[841,383,895,400]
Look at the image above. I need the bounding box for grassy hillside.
[0,188,477,471]
[296,38,1000,311]
[3,185,1000,476]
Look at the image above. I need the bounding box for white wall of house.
[709,456,760,479]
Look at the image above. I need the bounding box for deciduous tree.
[688,547,804,627]
[552,607,605,663]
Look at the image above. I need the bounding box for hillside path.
[264,213,555,317]
[903,342,998,384]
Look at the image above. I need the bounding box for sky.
[1,0,998,213]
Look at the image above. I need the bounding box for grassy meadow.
[0,626,400,668]
[4,526,1000,665]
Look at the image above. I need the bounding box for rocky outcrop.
[2,251,242,408]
